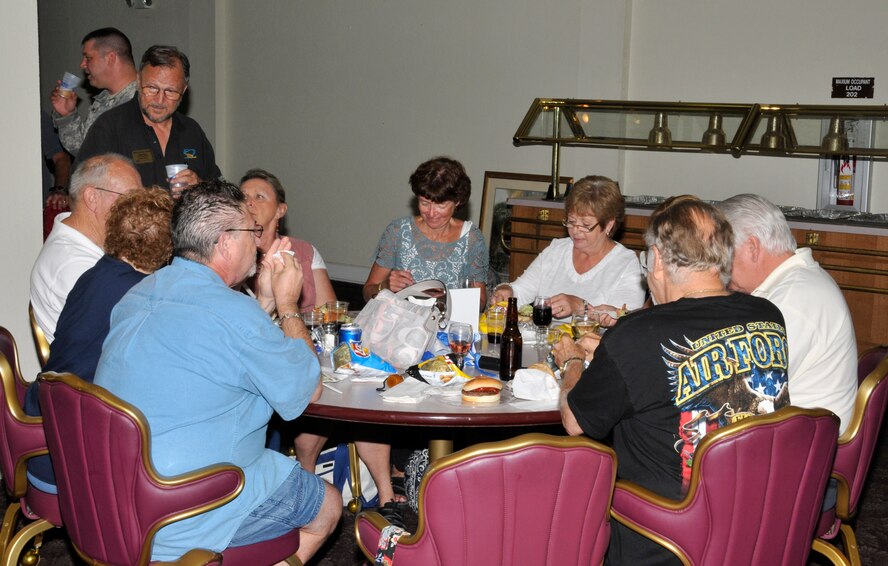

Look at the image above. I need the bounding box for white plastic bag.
[354,289,437,369]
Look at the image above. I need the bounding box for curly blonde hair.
[105,188,174,273]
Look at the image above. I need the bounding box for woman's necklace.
[682,288,728,299]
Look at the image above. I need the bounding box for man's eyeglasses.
[640,249,651,275]
[224,226,264,238]
[93,186,125,196]
[140,85,184,101]
[561,219,602,234]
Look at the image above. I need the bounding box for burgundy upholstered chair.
[813,346,888,566]
[0,326,62,564]
[27,304,50,369]
[0,326,61,566]
[610,407,839,566]
[38,372,302,566]
[355,433,617,566]
[856,344,887,385]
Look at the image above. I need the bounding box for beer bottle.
[499,297,523,381]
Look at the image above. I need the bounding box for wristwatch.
[560,357,584,375]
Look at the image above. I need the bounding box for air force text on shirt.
[672,321,788,407]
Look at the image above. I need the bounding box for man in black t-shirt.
[554,196,790,566]
[77,45,221,190]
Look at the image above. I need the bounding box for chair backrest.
[38,372,243,566]
[620,408,838,566]
[28,303,50,369]
[856,345,887,385]
[0,326,46,498]
[834,348,888,519]
[407,433,616,566]
[0,326,29,404]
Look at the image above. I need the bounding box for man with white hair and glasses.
[555,195,790,566]
[30,153,142,342]
[717,193,857,434]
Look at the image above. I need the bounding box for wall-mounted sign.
[832,77,874,99]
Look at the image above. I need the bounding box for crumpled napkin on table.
[512,368,560,401]
[379,379,430,403]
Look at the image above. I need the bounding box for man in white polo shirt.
[718,193,857,434]
[30,153,141,342]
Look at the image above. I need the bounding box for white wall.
[623,0,888,209]
[37,0,217,143]
[20,1,888,297]
[216,0,629,282]
[1,2,43,378]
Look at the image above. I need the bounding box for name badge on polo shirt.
[131,149,154,164]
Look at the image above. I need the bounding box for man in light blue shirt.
[95,181,341,563]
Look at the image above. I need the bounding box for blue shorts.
[228,463,325,547]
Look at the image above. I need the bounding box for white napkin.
[380,379,430,403]
[520,326,538,345]
[512,368,560,401]
[334,364,390,382]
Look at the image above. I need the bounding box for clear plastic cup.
[487,305,505,345]
[59,71,81,93]
[165,164,189,195]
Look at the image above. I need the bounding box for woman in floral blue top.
[363,156,488,301]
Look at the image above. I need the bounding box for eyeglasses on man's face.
[93,186,125,196]
[140,85,184,101]
[640,249,651,275]
[224,225,264,238]
[561,217,602,234]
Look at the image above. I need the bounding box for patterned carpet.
[2,427,885,565]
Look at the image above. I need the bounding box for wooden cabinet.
[505,197,888,351]
[507,203,568,279]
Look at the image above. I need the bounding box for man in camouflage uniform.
[50,27,138,156]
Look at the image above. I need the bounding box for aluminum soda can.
[339,323,362,345]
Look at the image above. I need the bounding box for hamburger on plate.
[461,377,503,404]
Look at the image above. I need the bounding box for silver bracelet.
[279,312,300,321]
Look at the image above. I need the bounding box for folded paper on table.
[512,368,560,401]
[448,288,480,330]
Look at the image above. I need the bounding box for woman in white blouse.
[491,175,645,320]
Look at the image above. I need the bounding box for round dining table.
[302,343,564,512]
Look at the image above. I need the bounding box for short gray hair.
[717,194,797,255]
[171,180,246,263]
[68,153,134,203]
[644,195,734,285]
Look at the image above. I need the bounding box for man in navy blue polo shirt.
[78,45,221,190]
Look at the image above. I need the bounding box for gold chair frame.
[27,304,50,369]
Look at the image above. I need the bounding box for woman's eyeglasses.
[561,219,602,233]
